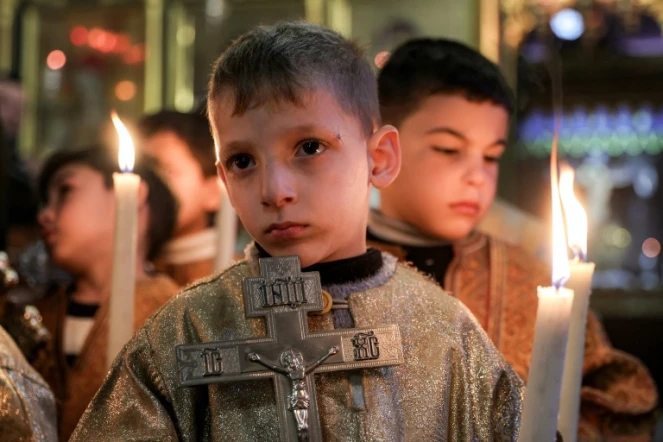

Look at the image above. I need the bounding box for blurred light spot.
[177,26,196,46]
[114,34,131,53]
[642,237,661,258]
[99,33,118,53]
[634,165,658,198]
[603,225,631,248]
[115,81,136,101]
[205,0,226,19]
[639,252,657,270]
[612,228,631,248]
[70,26,88,46]
[46,50,66,70]
[175,89,194,111]
[88,28,107,50]
[551,9,585,40]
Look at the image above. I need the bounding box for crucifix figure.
[175,256,403,442]
[248,346,338,440]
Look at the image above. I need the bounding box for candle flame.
[111,111,135,172]
[559,164,587,261]
[551,129,570,289]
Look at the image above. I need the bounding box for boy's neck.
[253,243,383,286]
[72,258,147,305]
[175,218,210,239]
[368,209,450,247]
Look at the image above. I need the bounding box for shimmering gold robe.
[369,230,658,442]
[0,325,57,442]
[70,260,523,441]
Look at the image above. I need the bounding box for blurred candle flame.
[551,130,570,289]
[111,111,135,172]
[559,164,588,261]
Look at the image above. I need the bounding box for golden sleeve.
[447,305,525,442]
[69,328,180,442]
[0,326,57,442]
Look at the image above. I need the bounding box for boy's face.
[142,131,219,237]
[211,90,399,267]
[38,164,115,274]
[380,94,508,241]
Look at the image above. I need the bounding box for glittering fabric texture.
[0,325,57,442]
[369,229,659,442]
[33,274,180,441]
[71,257,523,441]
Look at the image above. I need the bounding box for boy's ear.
[367,125,401,190]
[216,160,227,187]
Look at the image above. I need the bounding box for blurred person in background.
[138,110,223,286]
[34,144,180,440]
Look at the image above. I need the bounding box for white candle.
[519,286,574,442]
[519,134,574,442]
[107,112,139,370]
[557,166,596,442]
[214,183,237,272]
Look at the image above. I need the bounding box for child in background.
[35,145,180,440]
[369,38,658,441]
[139,111,223,286]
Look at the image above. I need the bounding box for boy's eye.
[56,184,73,201]
[295,140,326,157]
[484,155,501,164]
[432,146,458,155]
[227,154,255,171]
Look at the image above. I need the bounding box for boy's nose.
[37,206,54,229]
[260,167,297,208]
[463,158,486,187]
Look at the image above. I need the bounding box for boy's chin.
[424,222,474,242]
[259,242,325,268]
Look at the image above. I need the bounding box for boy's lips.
[265,222,309,240]
[449,201,480,216]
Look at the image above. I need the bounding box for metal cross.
[176,256,403,442]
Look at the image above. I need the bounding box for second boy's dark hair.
[378,38,515,127]
[207,22,379,136]
[38,145,178,261]
[138,110,217,177]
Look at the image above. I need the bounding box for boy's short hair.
[138,110,217,177]
[378,38,515,127]
[207,22,379,136]
[38,145,178,261]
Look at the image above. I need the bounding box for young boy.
[138,111,222,286]
[35,145,180,440]
[70,23,523,441]
[369,38,658,441]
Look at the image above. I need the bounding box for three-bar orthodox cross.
[175,256,403,442]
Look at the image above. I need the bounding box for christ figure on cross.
[247,346,339,440]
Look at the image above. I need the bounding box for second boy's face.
[38,164,115,274]
[211,91,390,267]
[142,131,219,237]
[380,94,508,241]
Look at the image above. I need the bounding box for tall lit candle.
[107,112,140,370]
[519,139,574,442]
[214,181,237,272]
[558,166,596,442]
